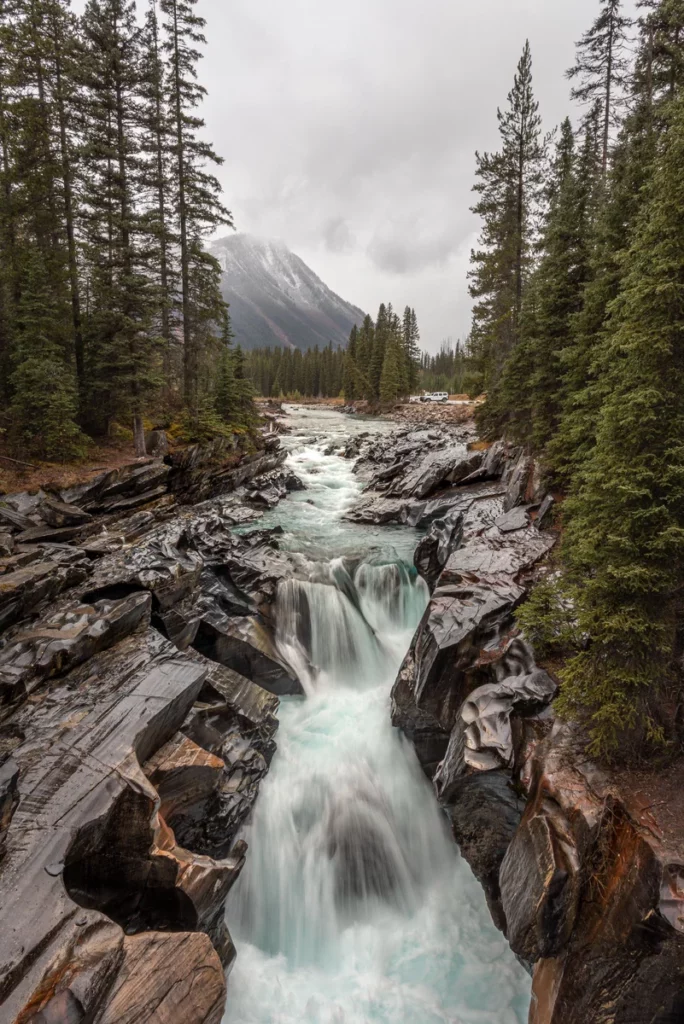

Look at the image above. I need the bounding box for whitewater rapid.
[223,407,530,1024]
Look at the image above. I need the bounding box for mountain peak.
[211,233,364,351]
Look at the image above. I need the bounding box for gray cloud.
[77,0,639,348]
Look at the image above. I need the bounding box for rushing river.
[223,406,531,1024]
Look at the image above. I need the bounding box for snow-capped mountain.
[212,233,365,351]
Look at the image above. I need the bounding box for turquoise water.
[222,407,531,1024]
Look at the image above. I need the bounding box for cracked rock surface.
[0,436,291,1024]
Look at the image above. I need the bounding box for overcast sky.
[75,0,638,350]
[200,0,640,350]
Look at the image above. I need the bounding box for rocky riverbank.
[340,426,684,1024]
[0,430,309,1023]
[4,411,683,1024]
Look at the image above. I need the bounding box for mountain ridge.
[212,233,365,352]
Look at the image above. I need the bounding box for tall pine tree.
[469,41,545,396]
[567,0,632,174]
[161,0,232,416]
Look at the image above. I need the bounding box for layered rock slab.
[0,602,268,1023]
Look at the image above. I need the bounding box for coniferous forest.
[469,0,684,756]
[244,304,421,401]
[0,0,255,460]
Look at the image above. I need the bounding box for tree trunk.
[51,14,84,389]
[602,13,614,176]
[515,122,525,331]
[150,2,171,359]
[114,20,143,450]
[170,0,193,413]
[133,415,146,457]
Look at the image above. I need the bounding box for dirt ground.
[0,441,143,496]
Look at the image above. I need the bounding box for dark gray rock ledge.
[391,441,684,1024]
[0,436,301,1024]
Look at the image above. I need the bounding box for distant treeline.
[244,304,421,400]
[418,341,481,396]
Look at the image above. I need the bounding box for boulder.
[0,628,238,1023]
[386,446,482,499]
[403,492,475,528]
[495,505,531,533]
[440,525,555,587]
[145,429,169,457]
[62,460,172,514]
[0,504,35,533]
[168,442,287,504]
[284,472,306,491]
[520,723,684,1024]
[500,802,580,962]
[535,494,555,530]
[0,757,19,857]
[15,523,93,545]
[96,932,226,1024]
[434,668,557,784]
[446,770,527,932]
[0,548,92,631]
[37,496,92,528]
[198,659,279,755]
[0,532,13,556]
[390,650,450,777]
[395,578,525,741]
[194,608,303,696]
[180,706,271,857]
[461,440,513,484]
[413,509,465,590]
[143,658,279,860]
[344,496,406,525]
[0,592,152,706]
[503,452,547,513]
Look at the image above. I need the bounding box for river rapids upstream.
[222,407,531,1024]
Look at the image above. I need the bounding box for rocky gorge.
[352,424,684,1024]
[0,407,681,1024]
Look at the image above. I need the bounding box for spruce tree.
[567,0,632,174]
[1,0,84,454]
[370,303,388,400]
[402,305,420,393]
[35,0,84,386]
[550,6,679,482]
[9,248,87,459]
[558,92,684,755]
[0,2,20,404]
[342,324,359,401]
[493,113,601,447]
[469,41,545,392]
[379,329,403,402]
[355,313,375,398]
[141,0,176,393]
[79,0,161,453]
[160,0,232,415]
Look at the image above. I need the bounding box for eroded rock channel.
[1,406,681,1024]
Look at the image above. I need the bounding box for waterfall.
[223,408,530,1024]
[227,557,439,967]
